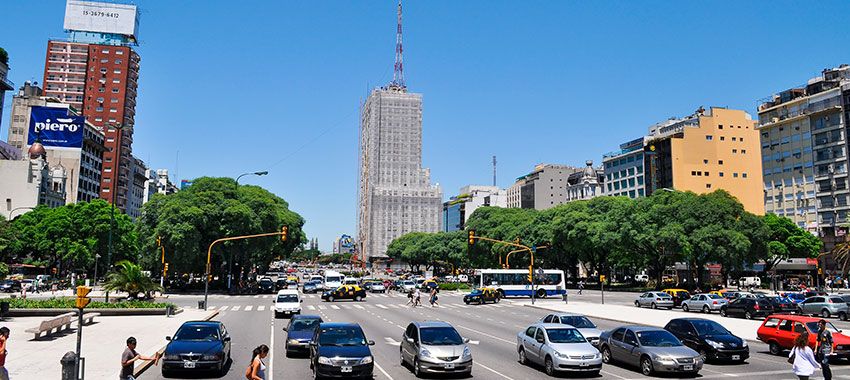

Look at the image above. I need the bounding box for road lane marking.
[253,295,260,298]
[475,362,514,380]
[269,314,275,380]
[232,306,241,311]
[218,306,228,311]
[331,305,340,310]
[455,325,514,345]
[258,305,266,311]
[374,362,394,380]
[384,337,401,346]
[307,305,316,310]
[245,305,253,311]
[600,369,628,379]
[377,304,388,309]
[318,305,327,310]
[354,305,365,309]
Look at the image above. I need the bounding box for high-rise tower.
[357,0,442,263]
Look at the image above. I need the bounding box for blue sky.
[2,1,850,250]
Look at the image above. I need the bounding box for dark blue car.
[784,292,807,304]
[310,322,375,378]
[161,321,231,376]
[284,315,323,356]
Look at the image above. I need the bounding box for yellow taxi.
[661,288,692,307]
[709,290,727,298]
[321,285,367,302]
[463,287,501,305]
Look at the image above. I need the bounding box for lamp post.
[229,171,269,291]
[7,206,35,220]
[105,123,121,303]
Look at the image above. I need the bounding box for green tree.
[103,260,162,299]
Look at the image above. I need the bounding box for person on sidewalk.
[816,319,834,380]
[121,336,159,380]
[578,281,584,295]
[0,327,10,380]
[245,344,269,380]
[790,332,820,380]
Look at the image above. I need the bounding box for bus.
[474,268,566,298]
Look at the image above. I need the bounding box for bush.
[438,283,470,291]
[7,298,175,309]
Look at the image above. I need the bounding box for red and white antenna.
[391,0,405,88]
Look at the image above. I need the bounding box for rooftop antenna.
[492,155,497,186]
[391,0,405,89]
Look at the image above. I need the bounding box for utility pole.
[492,156,497,186]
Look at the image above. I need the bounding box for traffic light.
[75,286,92,309]
[467,230,476,246]
[528,265,534,283]
[281,226,289,242]
[156,236,162,247]
[164,263,169,272]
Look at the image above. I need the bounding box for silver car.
[400,321,472,377]
[517,323,602,376]
[635,292,674,309]
[540,313,603,346]
[798,295,850,319]
[599,326,703,376]
[681,293,728,313]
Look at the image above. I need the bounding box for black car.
[258,278,276,294]
[310,322,375,378]
[0,280,21,293]
[276,278,288,290]
[463,288,501,305]
[284,315,323,357]
[303,281,320,294]
[764,296,797,314]
[664,318,749,362]
[162,321,231,376]
[720,298,774,319]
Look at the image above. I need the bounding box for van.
[635,274,649,283]
[739,277,762,287]
[457,274,469,283]
[324,271,343,291]
[343,277,359,286]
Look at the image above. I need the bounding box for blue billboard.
[27,106,85,148]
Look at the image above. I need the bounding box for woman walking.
[429,287,439,307]
[790,332,820,380]
[246,344,269,380]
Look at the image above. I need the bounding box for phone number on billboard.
[82,10,120,18]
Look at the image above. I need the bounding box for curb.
[133,309,220,378]
[521,303,762,343]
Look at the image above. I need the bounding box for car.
[634,292,674,309]
[368,282,386,293]
[635,274,650,283]
[303,280,321,294]
[310,322,375,378]
[540,313,603,346]
[797,295,850,320]
[422,279,439,290]
[161,321,231,376]
[757,314,850,358]
[739,276,762,288]
[784,292,807,304]
[0,280,21,293]
[283,315,323,356]
[599,326,703,376]
[321,285,367,302]
[274,289,302,318]
[517,322,601,376]
[661,289,692,307]
[276,278,288,291]
[415,278,426,289]
[681,293,727,313]
[664,318,748,362]
[708,290,727,298]
[457,274,469,283]
[463,288,500,305]
[258,277,276,294]
[400,280,417,293]
[763,296,797,314]
[720,297,773,319]
[400,321,473,377]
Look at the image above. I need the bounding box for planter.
[6,307,183,317]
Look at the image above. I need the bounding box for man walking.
[414,288,422,307]
[121,337,159,380]
[817,319,834,380]
[578,280,584,295]
[0,327,9,380]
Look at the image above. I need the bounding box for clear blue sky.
[2,1,850,250]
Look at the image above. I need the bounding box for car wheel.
[518,347,528,365]
[544,356,555,376]
[682,304,689,312]
[699,349,708,363]
[478,299,483,305]
[745,311,753,320]
[464,300,470,305]
[413,357,423,378]
[328,296,334,302]
[354,295,362,302]
[161,369,172,378]
[400,348,406,366]
[841,312,848,321]
[720,308,727,317]
[769,341,782,356]
[822,309,831,318]
[703,305,710,314]
[537,289,547,298]
[641,356,654,376]
[601,345,612,364]
[651,302,657,309]
[495,297,501,303]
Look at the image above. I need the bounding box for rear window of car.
[830,297,845,303]
[763,318,780,328]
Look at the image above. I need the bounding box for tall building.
[507,164,580,210]
[357,0,442,262]
[143,168,178,202]
[644,107,765,214]
[0,49,14,126]
[442,185,507,232]
[565,160,605,202]
[127,155,148,219]
[758,65,850,245]
[602,137,647,198]
[42,0,140,212]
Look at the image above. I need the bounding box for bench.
[79,312,100,326]
[25,312,76,340]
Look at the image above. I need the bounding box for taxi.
[321,285,367,302]
[422,278,439,290]
[463,287,501,305]
[662,288,692,307]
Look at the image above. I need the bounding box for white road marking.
[307,305,316,310]
[253,295,260,298]
[468,340,480,345]
[331,305,340,310]
[383,337,401,346]
[374,362,394,380]
[268,315,275,380]
[354,305,365,309]
[218,306,228,311]
[318,305,327,310]
[600,369,629,379]
[245,305,253,311]
[232,306,241,311]
[258,305,266,311]
[475,362,514,380]
[455,325,514,345]
[377,304,388,309]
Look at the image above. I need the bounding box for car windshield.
[636,330,682,347]
[806,322,840,333]
[559,316,596,328]
[260,279,273,285]
[546,328,586,343]
[403,281,415,286]
[318,326,367,346]
[326,276,342,283]
[174,325,219,341]
[707,294,724,299]
[290,318,322,332]
[420,327,464,345]
[277,294,298,303]
[691,320,731,336]
[470,289,483,295]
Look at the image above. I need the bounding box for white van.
[738,277,761,287]
[457,274,469,283]
[274,289,301,318]
[324,271,343,291]
[635,274,649,283]
[343,277,359,286]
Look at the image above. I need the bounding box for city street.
[143,290,850,380]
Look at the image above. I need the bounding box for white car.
[457,274,469,283]
[400,280,416,292]
[273,290,302,318]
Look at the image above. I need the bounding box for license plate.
[683,365,693,371]
[580,362,589,367]
[183,361,196,369]
[444,363,455,369]
[341,366,353,373]
[732,355,740,361]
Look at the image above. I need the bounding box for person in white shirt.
[790,332,820,380]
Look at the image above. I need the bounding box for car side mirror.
[368,340,375,346]
[282,326,288,331]
[406,337,414,344]
[223,336,231,342]
[536,337,545,344]
[310,341,317,347]
[463,337,470,344]
[165,336,171,341]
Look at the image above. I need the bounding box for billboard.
[63,0,138,38]
[28,107,85,148]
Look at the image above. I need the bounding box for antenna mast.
[391,0,405,89]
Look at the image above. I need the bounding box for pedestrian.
[121,337,159,380]
[790,332,820,380]
[405,289,414,306]
[19,284,25,300]
[245,344,269,380]
[414,288,422,307]
[817,319,834,380]
[578,280,584,295]
[0,327,9,380]
[430,287,439,307]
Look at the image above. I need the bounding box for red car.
[756,314,850,358]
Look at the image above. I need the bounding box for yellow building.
[645,107,764,214]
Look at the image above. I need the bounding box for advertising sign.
[63,0,138,38]
[28,107,85,148]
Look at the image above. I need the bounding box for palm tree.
[103,260,163,300]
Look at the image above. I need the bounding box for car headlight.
[462,346,472,358]
[317,356,332,365]
[202,353,222,361]
[742,341,748,348]
[360,356,373,364]
[420,348,432,358]
[706,340,724,349]
[163,354,179,360]
[287,339,299,345]
[655,356,677,365]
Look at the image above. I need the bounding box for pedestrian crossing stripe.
[377,304,388,309]
[258,306,265,311]
[232,306,241,311]
[331,305,340,310]
[318,305,327,310]
[245,306,253,311]
[199,301,513,313]
[307,305,316,310]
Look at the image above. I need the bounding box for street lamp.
[104,123,122,303]
[7,206,35,220]
[228,171,269,291]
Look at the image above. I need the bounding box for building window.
[692,171,697,176]
[706,184,712,189]
[740,138,744,142]
[719,172,724,177]
[719,160,723,165]
[705,172,710,176]
[742,173,748,178]
[719,125,724,130]
[706,135,713,141]
[732,149,738,153]
[732,137,737,141]
[703,159,709,164]
[720,136,725,141]
[742,149,746,154]
[733,173,739,178]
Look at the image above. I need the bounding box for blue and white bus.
[473,269,566,298]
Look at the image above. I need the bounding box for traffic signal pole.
[75,286,92,379]
[467,231,546,305]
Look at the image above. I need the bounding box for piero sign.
[28,107,86,148]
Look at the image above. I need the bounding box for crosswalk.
[213,302,514,312]
[201,292,466,300]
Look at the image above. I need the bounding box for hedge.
[438,283,471,291]
[6,298,175,309]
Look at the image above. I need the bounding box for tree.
[762,213,822,273]
[103,260,163,299]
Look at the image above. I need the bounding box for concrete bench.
[79,312,100,326]
[25,312,76,340]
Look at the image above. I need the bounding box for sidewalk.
[2,307,214,378]
[517,299,764,341]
